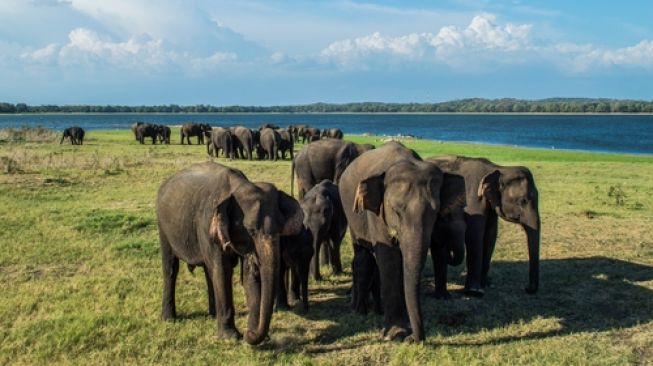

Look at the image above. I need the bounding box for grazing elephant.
[302,128,321,143]
[277,130,294,160]
[277,226,314,312]
[351,243,382,315]
[207,127,234,159]
[291,139,375,199]
[259,128,281,161]
[131,121,144,141]
[339,142,444,342]
[60,126,85,145]
[180,123,211,145]
[156,162,304,345]
[157,125,171,144]
[427,155,540,296]
[230,126,254,160]
[301,180,347,281]
[136,123,159,144]
[321,128,344,139]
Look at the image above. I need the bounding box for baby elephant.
[351,244,382,315]
[60,126,85,145]
[301,180,347,281]
[277,226,314,312]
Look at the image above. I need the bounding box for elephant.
[60,126,85,145]
[207,127,234,160]
[351,243,382,315]
[321,128,344,140]
[426,155,540,296]
[259,128,281,161]
[157,125,171,144]
[301,180,347,281]
[230,126,254,160]
[156,162,304,345]
[339,141,444,342]
[277,130,294,160]
[301,127,321,143]
[291,139,375,199]
[277,226,314,312]
[259,123,280,130]
[136,123,159,144]
[180,123,211,145]
[287,124,307,143]
[131,121,144,141]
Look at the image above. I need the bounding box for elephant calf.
[351,244,382,315]
[60,126,85,145]
[277,226,314,312]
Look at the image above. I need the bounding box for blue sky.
[1,0,652,105]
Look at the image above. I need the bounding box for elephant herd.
[156,136,541,345]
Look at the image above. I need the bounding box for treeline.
[2,98,653,114]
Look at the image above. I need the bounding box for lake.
[1,113,651,155]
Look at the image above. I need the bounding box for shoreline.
[2,112,653,116]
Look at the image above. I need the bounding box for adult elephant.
[287,124,307,143]
[259,128,281,161]
[426,155,540,296]
[156,162,304,345]
[230,126,254,160]
[291,139,374,199]
[180,123,211,145]
[207,127,234,159]
[277,129,294,160]
[321,128,343,139]
[131,121,144,141]
[136,123,158,144]
[60,126,85,145]
[339,142,444,342]
[301,128,321,143]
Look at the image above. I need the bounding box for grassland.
[1,129,652,365]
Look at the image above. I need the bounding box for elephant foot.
[217,327,242,341]
[464,286,485,297]
[297,303,309,315]
[525,284,538,295]
[275,301,290,312]
[481,276,492,289]
[382,325,410,342]
[161,309,176,321]
[433,289,452,300]
[352,300,369,315]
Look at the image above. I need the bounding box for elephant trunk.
[401,232,429,341]
[245,236,279,345]
[521,208,540,294]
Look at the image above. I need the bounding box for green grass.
[1,129,652,365]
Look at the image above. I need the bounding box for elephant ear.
[279,191,304,236]
[353,172,385,216]
[477,170,502,210]
[209,195,235,253]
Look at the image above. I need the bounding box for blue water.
[1,113,651,155]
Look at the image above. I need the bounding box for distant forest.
[1,98,653,114]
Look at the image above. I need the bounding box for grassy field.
[1,128,652,365]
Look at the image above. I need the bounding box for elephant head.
[478,166,540,293]
[353,160,443,341]
[209,183,303,345]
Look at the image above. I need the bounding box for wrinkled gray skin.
[207,127,235,160]
[301,180,347,281]
[277,226,314,312]
[230,126,254,160]
[277,130,294,160]
[339,142,444,342]
[60,126,85,145]
[302,127,321,143]
[259,128,281,161]
[131,122,144,141]
[427,155,540,296]
[157,125,171,144]
[156,162,304,345]
[321,128,344,139]
[291,139,375,199]
[136,123,158,144]
[351,243,382,315]
[180,123,211,145]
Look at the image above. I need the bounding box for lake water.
[1,113,651,155]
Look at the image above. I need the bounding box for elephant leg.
[431,239,451,299]
[207,255,241,340]
[328,239,343,275]
[319,244,329,267]
[371,260,383,315]
[276,264,290,310]
[160,236,179,320]
[481,212,498,289]
[310,237,322,281]
[375,244,409,340]
[464,214,486,296]
[350,245,368,314]
[203,266,216,317]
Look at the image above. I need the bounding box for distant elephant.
[287,124,307,142]
[351,244,382,315]
[302,127,321,143]
[291,139,374,199]
[230,126,254,160]
[136,123,158,144]
[301,180,347,281]
[277,130,294,160]
[321,128,343,139]
[157,125,171,144]
[277,226,314,312]
[60,126,85,145]
[207,127,234,159]
[339,142,444,342]
[427,155,540,296]
[259,123,280,130]
[131,121,144,141]
[156,162,304,345]
[259,128,281,161]
[180,123,211,145]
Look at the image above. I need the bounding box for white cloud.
[549,40,653,72]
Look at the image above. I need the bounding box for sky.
[1,0,653,105]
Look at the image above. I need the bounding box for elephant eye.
[518,197,528,207]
